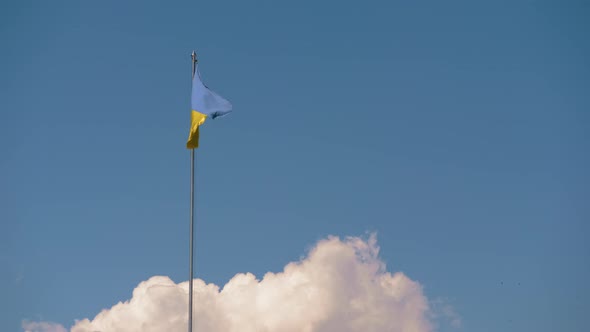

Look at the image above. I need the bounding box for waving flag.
[186,66,232,149]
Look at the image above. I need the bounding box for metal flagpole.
[188,50,197,332]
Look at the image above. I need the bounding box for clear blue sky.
[1,0,588,331]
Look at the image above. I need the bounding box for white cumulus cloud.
[22,321,67,332]
[28,235,449,332]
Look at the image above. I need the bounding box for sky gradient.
[1,0,589,331]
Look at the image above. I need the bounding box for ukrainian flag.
[186,65,232,149]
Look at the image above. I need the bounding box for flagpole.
[188,50,197,332]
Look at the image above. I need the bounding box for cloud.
[430,299,462,329]
[22,321,67,332]
[28,235,453,332]
[441,304,462,328]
